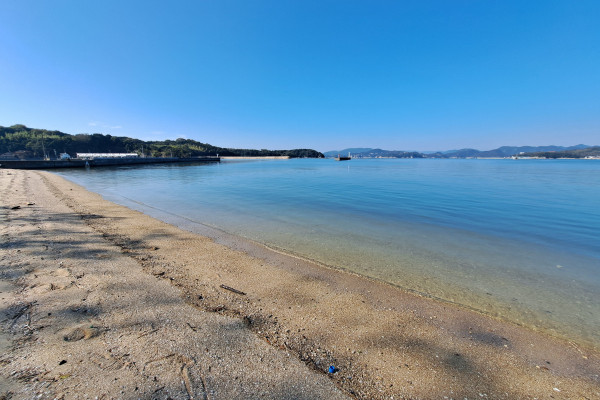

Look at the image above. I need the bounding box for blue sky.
[1,1,598,152]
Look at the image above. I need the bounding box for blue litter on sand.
[328,366,336,373]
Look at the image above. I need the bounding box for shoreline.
[2,169,599,398]
[0,169,347,399]
[95,175,600,352]
[220,156,291,160]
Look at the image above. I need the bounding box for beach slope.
[0,170,348,399]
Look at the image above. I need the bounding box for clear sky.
[1,1,598,152]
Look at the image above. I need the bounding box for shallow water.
[56,158,600,348]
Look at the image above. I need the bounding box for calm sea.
[56,159,600,348]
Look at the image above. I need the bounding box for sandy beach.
[1,169,599,399]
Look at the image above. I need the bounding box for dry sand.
[1,168,599,399]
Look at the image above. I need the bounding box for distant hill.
[343,148,424,158]
[521,146,600,159]
[325,145,594,159]
[439,145,591,158]
[322,148,374,157]
[0,125,324,159]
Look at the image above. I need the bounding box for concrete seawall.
[0,157,220,169]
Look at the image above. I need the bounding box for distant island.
[0,125,324,159]
[325,145,600,159]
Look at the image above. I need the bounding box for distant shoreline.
[220,156,291,160]
[329,156,600,160]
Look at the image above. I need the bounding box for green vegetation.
[521,147,600,159]
[0,125,324,159]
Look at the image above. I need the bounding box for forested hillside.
[521,146,600,158]
[0,125,323,159]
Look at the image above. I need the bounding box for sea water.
[56,159,600,348]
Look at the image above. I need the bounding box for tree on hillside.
[0,125,325,158]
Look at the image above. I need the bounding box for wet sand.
[1,169,599,399]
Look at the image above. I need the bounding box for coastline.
[2,169,599,398]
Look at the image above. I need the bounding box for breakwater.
[0,156,220,169]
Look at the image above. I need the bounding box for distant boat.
[335,152,351,161]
